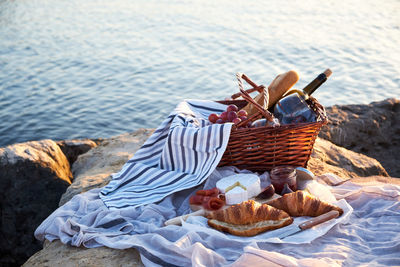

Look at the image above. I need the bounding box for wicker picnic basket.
[217,73,328,172]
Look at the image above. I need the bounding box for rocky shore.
[0,98,398,267]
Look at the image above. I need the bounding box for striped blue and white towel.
[99,100,232,209]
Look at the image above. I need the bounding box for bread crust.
[207,200,293,236]
[208,216,293,236]
[267,190,343,217]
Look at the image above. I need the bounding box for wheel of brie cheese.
[216,174,261,205]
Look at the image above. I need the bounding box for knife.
[278,210,340,239]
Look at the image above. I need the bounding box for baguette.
[207,200,293,236]
[241,70,299,116]
[267,70,299,108]
[267,191,343,217]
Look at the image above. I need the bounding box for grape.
[227,111,238,122]
[232,117,242,125]
[208,113,219,123]
[220,111,228,121]
[226,104,239,113]
[216,119,224,124]
[237,110,248,117]
[239,116,248,121]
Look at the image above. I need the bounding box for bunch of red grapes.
[208,104,249,126]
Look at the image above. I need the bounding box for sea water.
[0,0,399,147]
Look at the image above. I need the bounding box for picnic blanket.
[35,170,400,266]
[100,99,232,209]
[34,99,400,266]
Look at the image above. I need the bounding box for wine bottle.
[273,69,332,125]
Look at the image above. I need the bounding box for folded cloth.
[35,170,400,266]
[230,246,339,267]
[99,99,232,209]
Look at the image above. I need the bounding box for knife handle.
[299,210,340,230]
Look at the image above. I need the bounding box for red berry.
[232,117,242,124]
[220,111,228,121]
[208,113,219,123]
[226,104,239,113]
[227,111,238,122]
[237,110,248,117]
[239,116,248,121]
[216,119,224,124]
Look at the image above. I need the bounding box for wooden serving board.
[164,193,281,226]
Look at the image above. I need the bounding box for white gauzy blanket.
[34,99,400,266]
[35,169,400,266]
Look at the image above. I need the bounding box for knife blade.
[278,210,340,239]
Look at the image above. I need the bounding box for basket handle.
[236,73,274,122]
[230,73,265,100]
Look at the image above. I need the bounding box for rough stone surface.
[307,138,388,179]
[59,129,154,206]
[23,240,144,267]
[56,139,99,166]
[320,98,400,177]
[0,140,72,267]
[23,130,153,267]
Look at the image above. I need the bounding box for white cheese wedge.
[216,174,261,204]
[225,186,248,205]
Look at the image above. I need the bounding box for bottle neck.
[280,69,331,100]
[302,73,328,96]
[282,89,307,99]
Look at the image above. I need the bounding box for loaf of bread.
[241,70,299,116]
[267,191,343,217]
[207,200,293,236]
[267,70,299,108]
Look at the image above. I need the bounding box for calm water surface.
[1,0,399,147]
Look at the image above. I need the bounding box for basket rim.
[216,95,328,131]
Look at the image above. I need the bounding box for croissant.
[267,191,343,217]
[207,200,293,236]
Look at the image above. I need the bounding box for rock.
[320,98,400,177]
[308,138,389,179]
[23,240,143,267]
[59,129,154,206]
[23,129,153,267]
[0,140,72,267]
[56,139,99,166]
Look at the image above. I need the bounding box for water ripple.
[0,0,399,147]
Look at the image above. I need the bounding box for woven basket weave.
[217,73,327,172]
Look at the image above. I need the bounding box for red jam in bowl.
[270,166,297,195]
